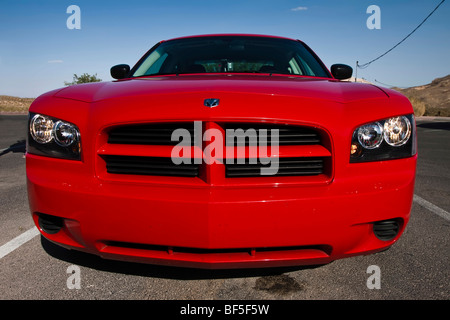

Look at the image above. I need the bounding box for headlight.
[383,116,411,146]
[29,114,54,144]
[28,113,81,160]
[350,114,416,163]
[357,122,383,149]
[53,120,79,147]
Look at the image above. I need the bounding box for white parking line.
[0,227,39,259]
[414,194,450,221]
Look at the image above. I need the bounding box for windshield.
[131,36,331,78]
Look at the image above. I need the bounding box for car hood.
[53,75,390,104]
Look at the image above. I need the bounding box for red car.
[27,34,416,269]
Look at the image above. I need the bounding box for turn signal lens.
[383,116,411,147]
[351,143,362,157]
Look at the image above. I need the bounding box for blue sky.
[0,0,449,97]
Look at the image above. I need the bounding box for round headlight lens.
[30,114,54,144]
[53,120,78,147]
[383,116,411,146]
[357,122,383,149]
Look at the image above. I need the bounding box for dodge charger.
[27,34,417,269]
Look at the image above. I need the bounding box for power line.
[357,0,446,69]
[374,79,408,89]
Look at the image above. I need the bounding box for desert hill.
[392,74,450,117]
[0,95,35,114]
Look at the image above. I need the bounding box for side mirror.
[110,64,130,80]
[330,64,353,80]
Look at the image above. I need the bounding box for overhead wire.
[374,79,408,88]
[357,0,446,69]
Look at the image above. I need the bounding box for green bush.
[64,73,102,86]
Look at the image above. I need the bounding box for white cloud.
[47,60,63,64]
[291,6,308,11]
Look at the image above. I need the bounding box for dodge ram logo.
[204,98,220,108]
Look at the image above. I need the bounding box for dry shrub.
[408,97,426,117]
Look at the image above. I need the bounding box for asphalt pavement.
[0,115,448,304]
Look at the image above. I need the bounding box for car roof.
[162,34,300,43]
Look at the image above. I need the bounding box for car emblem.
[204,98,220,108]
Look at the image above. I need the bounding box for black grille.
[104,241,332,256]
[226,157,325,177]
[103,122,330,179]
[373,220,400,241]
[102,155,199,177]
[224,123,321,146]
[108,122,196,145]
[38,213,64,234]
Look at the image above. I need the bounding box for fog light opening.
[373,219,400,241]
[38,213,64,234]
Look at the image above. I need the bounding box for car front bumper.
[27,152,416,269]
